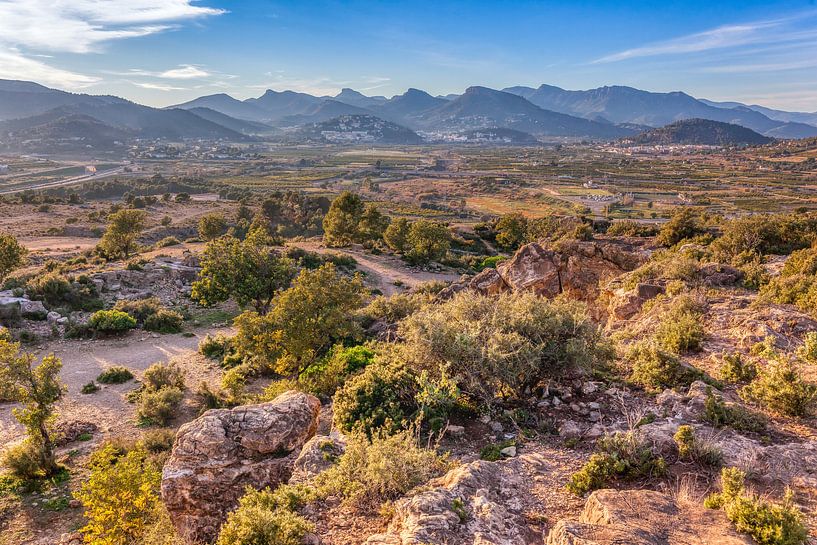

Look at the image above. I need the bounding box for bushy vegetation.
[703,389,767,432]
[89,309,137,333]
[300,343,377,397]
[114,297,163,324]
[215,485,314,545]
[759,244,817,316]
[144,309,184,334]
[673,424,722,467]
[0,233,27,282]
[198,333,233,360]
[98,209,146,260]
[567,432,667,495]
[198,212,228,241]
[322,192,388,247]
[656,208,709,247]
[25,272,103,312]
[717,352,758,384]
[705,467,808,545]
[627,341,698,392]
[135,362,186,426]
[711,213,817,263]
[396,291,612,405]
[97,366,134,384]
[740,358,817,417]
[361,291,433,324]
[653,295,705,353]
[606,220,658,237]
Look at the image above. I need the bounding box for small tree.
[0,337,65,475]
[358,204,389,242]
[405,220,451,264]
[495,213,528,249]
[323,191,365,247]
[98,209,146,260]
[198,213,228,241]
[191,231,297,315]
[234,263,366,377]
[0,233,27,282]
[383,218,410,253]
[657,208,706,247]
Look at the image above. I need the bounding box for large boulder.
[439,239,648,310]
[365,453,548,545]
[547,489,752,545]
[161,391,321,544]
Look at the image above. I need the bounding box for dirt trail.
[0,327,229,444]
[292,240,462,296]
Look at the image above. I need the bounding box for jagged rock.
[54,420,98,446]
[21,299,48,319]
[438,239,648,311]
[608,283,664,320]
[547,489,752,545]
[698,263,743,287]
[161,391,321,544]
[289,433,346,484]
[365,454,548,545]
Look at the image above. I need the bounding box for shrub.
[76,444,163,545]
[114,297,162,324]
[89,310,137,333]
[141,429,176,454]
[215,485,314,545]
[155,236,180,248]
[362,292,432,324]
[199,333,233,360]
[81,382,100,394]
[97,366,134,384]
[567,432,667,496]
[606,220,658,237]
[705,467,808,545]
[657,208,708,247]
[398,291,612,405]
[315,430,449,510]
[144,309,184,334]
[333,359,419,437]
[673,424,722,467]
[26,272,102,312]
[137,387,184,426]
[301,344,377,397]
[1,439,44,480]
[795,331,817,364]
[718,352,757,384]
[703,389,767,433]
[142,362,185,391]
[628,341,697,392]
[404,220,451,264]
[653,297,705,353]
[741,359,817,417]
[480,439,517,461]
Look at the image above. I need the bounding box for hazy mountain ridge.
[625,118,774,146]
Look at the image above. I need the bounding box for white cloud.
[160,65,211,79]
[0,1,223,89]
[131,81,187,91]
[594,12,817,63]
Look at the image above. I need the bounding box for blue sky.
[1,1,816,110]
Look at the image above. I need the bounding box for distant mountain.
[278,100,372,126]
[458,127,539,144]
[186,107,277,135]
[503,84,817,139]
[244,90,324,121]
[418,86,632,138]
[172,93,271,121]
[700,99,817,128]
[626,118,773,146]
[374,88,447,123]
[0,111,132,151]
[0,79,128,122]
[294,114,423,144]
[333,88,387,109]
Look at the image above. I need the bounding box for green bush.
[81,382,100,394]
[718,352,757,384]
[657,208,708,247]
[567,432,667,496]
[142,362,185,392]
[301,344,377,397]
[26,272,102,312]
[741,359,817,417]
[89,310,137,333]
[795,331,817,364]
[136,386,184,426]
[141,429,176,454]
[144,309,184,334]
[2,439,45,479]
[362,292,432,324]
[628,341,698,392]
[97,366,134,384]
[114,298,162,324]
[332,359,419,437]
[673,424,722,467]
[703,389,767,433]
[216,485,314,545]
[606,220,658,237]
[654,297,705,354]
[705,467,808,545]
[199,333,233,360]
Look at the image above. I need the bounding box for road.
[0,166,125,195]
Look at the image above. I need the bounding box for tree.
[0,233,27,282]
[405,220,451,264]
[495,213,528,249]
[191,231,296,314]
[198,212,228,241]
[98,209,146,259]
[358,204,390,242]
[234,263,366,377]
[657,208,706,247]
[322,191,365,247]
[0,336,65,475]
[383,218,410,253]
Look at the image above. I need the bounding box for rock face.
[289,433,346,484]
[439,239,648,309]
[366,453,548,545]
[161,391,321,544]
[547,489,752,545]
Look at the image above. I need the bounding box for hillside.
[627,118,774,146]
[0,112,132,151]
[294,114,423,144]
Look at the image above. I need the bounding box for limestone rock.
[546,489,752,545]
[289,433,346,484]
[161,391,321,544]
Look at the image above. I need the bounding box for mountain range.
[624,119,774,146]
[1,78,816,151]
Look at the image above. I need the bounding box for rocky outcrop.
[365,453,548,545]
[289,433,346,484]
[547,489,752,545]
[608,283,664,320]
[439,239,649,308]
[161,391,321,544]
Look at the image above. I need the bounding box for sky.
[1,0,817,110]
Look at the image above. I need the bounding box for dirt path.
[292,240,462,296]
[0,327,230,444]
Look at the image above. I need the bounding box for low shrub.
[627,341,698,392]
[567,432,667,496]
[81,382,100,394]
[198,333,233,360]
[26,272,103,312]
[703,389,767,433]
[144,309,184,334]
[215,485,314,545]
[795,331,817,364]
[673,425,722,467]
[97,366,134,384]
[740,359,817,417]
[136,386,184,426]
[705,467,808,545]
[2,439,45,479]
[141,429,176,454]
[114,298,162,324]
[89,310,137,333]
[718,352,757,384]
[361,292,431,324]
[606,220,658,237]
[155,236,181,248]
[142,362,185,391]
[480,439,517,461]
[654,298,705,354]
[301,344,377,397]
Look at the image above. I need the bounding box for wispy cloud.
[131,81,188,91]
[594,11,817,64]
[0,1,224,88]
[110,64,216,80]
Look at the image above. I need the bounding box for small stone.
[588,411,602,422]
[479,415,491,424]
[585,423,604,439]
[588,402,601,410]
[69,499,81,509]
[500,446,517,457]
[581,382,600,395]
[569,403,582,413]
[559,420,582,439]
[489,421,504,433]
[447,425,465,437]
[552,397,561,406]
